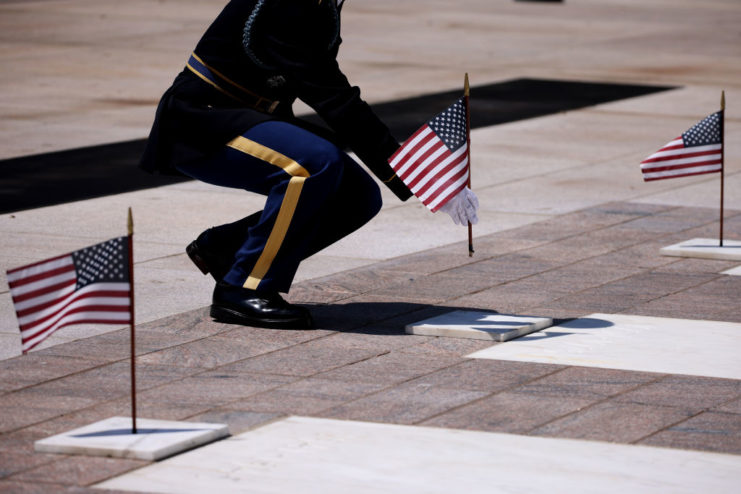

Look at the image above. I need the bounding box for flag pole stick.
[127,207,137,434]
[720,91,725,247]
[465,73,474,257]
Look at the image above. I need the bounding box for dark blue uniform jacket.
[139,0,412,200]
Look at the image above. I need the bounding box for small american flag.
[7,237,132,353]
[640,111,723,181]
[389,97,469,212]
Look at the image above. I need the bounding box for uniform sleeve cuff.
[385,175,413,201]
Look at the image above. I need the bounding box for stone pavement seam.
[449,207,741,316]
[228,352,473,420]
[521,372,671,438]
[634,409,725,446]
[405,363,570,427]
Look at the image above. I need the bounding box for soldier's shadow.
[302,302,578,335]
[303,302,612,335]
[304,301,459,334]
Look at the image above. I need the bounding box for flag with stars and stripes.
[7,236,132,353]
[389,97,469,212]
[640,111,723,181]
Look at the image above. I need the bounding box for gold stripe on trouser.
[226,136,310,290]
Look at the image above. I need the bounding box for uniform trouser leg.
[176,121,382,293]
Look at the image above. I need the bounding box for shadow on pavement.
[0,78,674,214]
[306,300,603,334]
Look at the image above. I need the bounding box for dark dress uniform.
[140,0,411,328]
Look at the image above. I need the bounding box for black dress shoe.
[210,282,313,329]
[186,212,263,281]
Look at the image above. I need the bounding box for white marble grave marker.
[721,265,741,276]
[660,238,741,261]
[35,416,229,461]
[467,313,741,380]
[406,310,552,341]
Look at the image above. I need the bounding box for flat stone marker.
[406,310,553,342]
[35,416,229,461]
[660,238,741,261]
[95,416,741,494]
[467,313,741,380]
[721,265,741,276]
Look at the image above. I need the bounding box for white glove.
[439,187,479,226]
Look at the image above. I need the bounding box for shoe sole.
[187,241,230,281]
[210,305,313,330]
[186,241,211,275]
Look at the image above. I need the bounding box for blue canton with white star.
[72,236,129,289]
[682,111,721,147]
[428,98,467,151]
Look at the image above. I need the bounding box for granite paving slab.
[640,411,741,454]
[529,400,696,443]
[227,378,389,416]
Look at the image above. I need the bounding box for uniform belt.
[186,53,280,114]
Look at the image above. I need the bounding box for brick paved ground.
[1,201,739,492]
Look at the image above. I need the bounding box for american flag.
[640,111,723,181]
[389,97,469,212]
[7,237,132,353]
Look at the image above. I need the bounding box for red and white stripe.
[640,137,722,181]
[390,125,469,212]
[7,255,130,353]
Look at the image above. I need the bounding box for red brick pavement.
[1,201,740,491]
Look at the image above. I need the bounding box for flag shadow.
[72,427,207,438]
[685,244,741,249]
[518,317,616,341]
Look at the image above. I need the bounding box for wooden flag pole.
[465,73,474,257]
[720,91,725,247]
[127,208,137,434]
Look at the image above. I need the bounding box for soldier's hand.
[439,187,479,226]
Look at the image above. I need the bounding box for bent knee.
[303,141,346,177]
[367,180,382,217]
[354,174,382,222]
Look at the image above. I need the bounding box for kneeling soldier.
[140,0,412,328]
